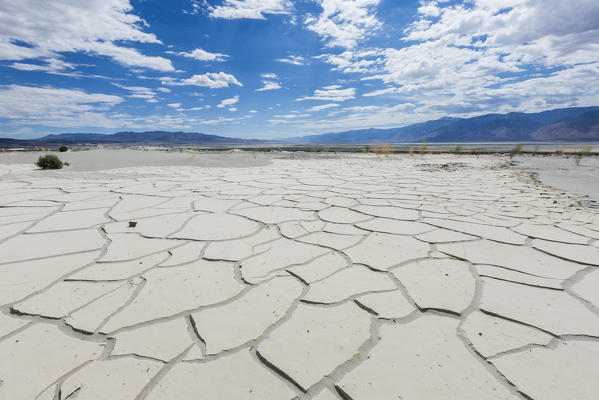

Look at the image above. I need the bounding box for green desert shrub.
[59,146,69,152]
[35,154,68,169]
[449,145,462,154]
[509,144,523,158]
[580,145,593,157]
[575,145,593,166]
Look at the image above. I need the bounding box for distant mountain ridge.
[37,131,259,144]
[289,106,599,143]
[1,107,598,147]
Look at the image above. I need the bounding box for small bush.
[370,142,392,157]
[419,140,428,156]
[555,145,567,155]
[574,145,593,166]
[449,145,462,154]
[381,143,392,157]
[372,142,382,155]
[509,144,523,158]
[59,146,69,152]
[35,154,67,169]
[580,145,592,157]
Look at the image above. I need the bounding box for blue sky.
[1,0,598,139]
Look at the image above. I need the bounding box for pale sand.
[1,152,599,400]
[0,148,271,171]
[513,154,599,202]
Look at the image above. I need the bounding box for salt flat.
[1,152,599,400]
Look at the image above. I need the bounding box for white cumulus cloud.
[112,83,159,102]
[0,0,174,72]
[171,72,243,88]
[217,95,240,108]
[172,48,229,62]
[209,0,292,19]
[0,85,124,128]
[276,55,306,65]
[305,0,381,49]
[256,81,282,91]
[297,87,356,102]
[318,0,599,118]
[307,103,340,112]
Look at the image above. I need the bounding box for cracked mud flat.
[1,153,599,400]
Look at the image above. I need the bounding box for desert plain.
[1,150,599,400]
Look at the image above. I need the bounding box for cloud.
[255,72,283,91]
[362,87,399,97]
[256,81,282,91]
[0,0,174,72]
[297,87,356,101]
[167,103,182,108]
[112,84,159,102]
[316,49,382,73]
[208,0,292,19]
[228,107,237,112]
[217,95,240,108]
[171,48,229,62]
[276,55,306,65]
[186,105,211,111]
[318,0,599,118]
[0,84,124,128]
[9,58,76,73]
[184,0,202,15]
[90,41,174,71]
[377,1,598,111]
[291,102,424,133]
[307,103,340,111]
[416,1,442,18]
[305,0,381,49]
[0,86,244,133]
[168,72,243,88]
[200,117,235,125]
[273,114,301,119]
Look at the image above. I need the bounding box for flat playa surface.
[0,148,271,171]
[513,155,599,201]
[1,152,599,400]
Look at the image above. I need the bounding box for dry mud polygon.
[0,154,598,399]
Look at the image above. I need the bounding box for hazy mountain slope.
[291,107,599,143]
[2,107,598,147]
[530,109,599,141]
[38,131,257,144]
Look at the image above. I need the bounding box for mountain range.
[0,130,261,148]
[36,131,261,145]
[1,106,598,147]
[289,106,599,143]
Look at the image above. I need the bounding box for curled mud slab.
[1,153,599,399]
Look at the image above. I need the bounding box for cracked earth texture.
[1,154,599,400]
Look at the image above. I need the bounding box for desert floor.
[1,152,598,399]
